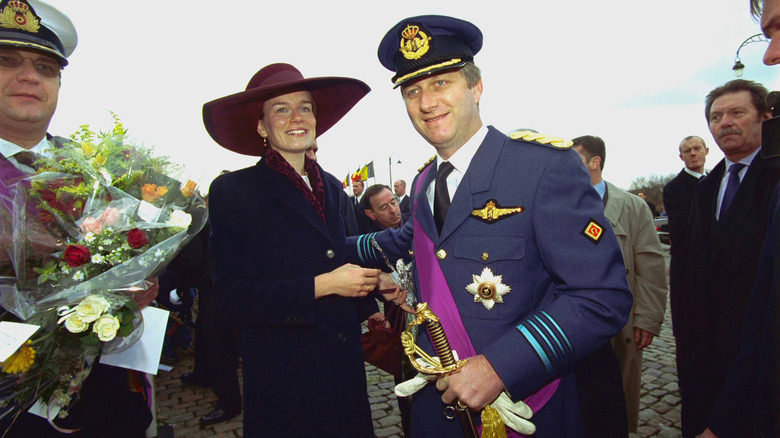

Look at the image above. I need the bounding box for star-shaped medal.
[465,267,510,310]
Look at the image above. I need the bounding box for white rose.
[93,315,121,342]
[167,210,192,231]
[64,314,89,333]
[75,295,110,323]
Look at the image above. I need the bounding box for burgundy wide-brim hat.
[203,63,371,156]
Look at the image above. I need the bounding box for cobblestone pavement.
[155,249,680,437]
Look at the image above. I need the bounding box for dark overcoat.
[208,159,373,437]
[349,127,633,437]
[662,168,700,334]
[676,153,780,437]
[708,184,780,437]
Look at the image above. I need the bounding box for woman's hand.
[376,273,415,312]
[314,264,381,299]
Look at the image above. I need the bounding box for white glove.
[393,357,536,435]
[169,289,181,305]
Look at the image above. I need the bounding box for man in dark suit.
[364,184,403,232]
[351,178,372,233]
[663,135,708,335]
[348,15,632,437]
[700,2,780,437]
[394,179,411,222]
[675,79,780,438]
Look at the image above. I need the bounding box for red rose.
[64,245,90,267]
[127,228,148,249]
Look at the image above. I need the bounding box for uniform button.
[284,317,292,324]
[326,249,335,259]
[436,249,447,260]
[481,252,489,261]
[338,333,347,342]
[625,337,632,344]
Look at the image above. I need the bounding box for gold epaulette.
[418,155,436,173]
[509,130,573,149]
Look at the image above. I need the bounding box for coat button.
[625,337,632,344]
[326,249,335,259]
[436,249,447,260]
[481,252,489,261]
[338,333,347,342]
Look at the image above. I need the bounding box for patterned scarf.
[263,147,326,224]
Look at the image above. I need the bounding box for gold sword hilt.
[404,303,478,438]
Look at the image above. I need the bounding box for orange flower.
[180,180,197,198]
[141,184,168,203]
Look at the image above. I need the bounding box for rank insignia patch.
[470,199,523,224]
[582,219,605,244]
[466,267,510,310]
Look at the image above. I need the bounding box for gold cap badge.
[400,25,430,60]
[471,199,524,224]
[0,1,39,33]
[582,219,605,244]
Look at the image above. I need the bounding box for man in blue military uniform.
[348,15,633,437]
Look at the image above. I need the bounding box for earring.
[262,135,268,148]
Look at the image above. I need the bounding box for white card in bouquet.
[0,321,40,362]
[29,398,60,419]
[137,200,162,223]
[100,306,169,375]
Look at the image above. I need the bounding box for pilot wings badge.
[470,199,524,224]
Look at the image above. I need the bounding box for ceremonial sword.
[403,303,479,438]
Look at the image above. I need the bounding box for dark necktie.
[719,163,745,220]
[434,161,455,235]
[14,151,41,170]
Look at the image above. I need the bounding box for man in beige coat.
[573,135,669,433]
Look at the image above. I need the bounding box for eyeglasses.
[0,50,61,78]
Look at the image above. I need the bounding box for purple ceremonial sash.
[413,165,559,437]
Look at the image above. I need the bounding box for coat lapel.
[439,127,501,241]
[603,182,626,229]
[714,154,778,252]
[256,159,334,245]
[413,160,439,243]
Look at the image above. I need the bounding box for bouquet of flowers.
[0,116,207,421]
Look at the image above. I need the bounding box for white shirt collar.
[683,167,706,179]
[436,125,488,174]
[724,146,761,169]
[0,136,53,158]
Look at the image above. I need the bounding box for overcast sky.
[44,0,780,193]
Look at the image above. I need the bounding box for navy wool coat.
[208,158,373,437]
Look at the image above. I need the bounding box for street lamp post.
[733,33,768,77]
[389,152,401,187]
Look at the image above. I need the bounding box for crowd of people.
[1,0,780,437]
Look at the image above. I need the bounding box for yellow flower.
[2,340,35,374]
[94,153,107,166]
[81,142,95,157]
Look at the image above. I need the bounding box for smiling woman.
[202,63,386,437]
